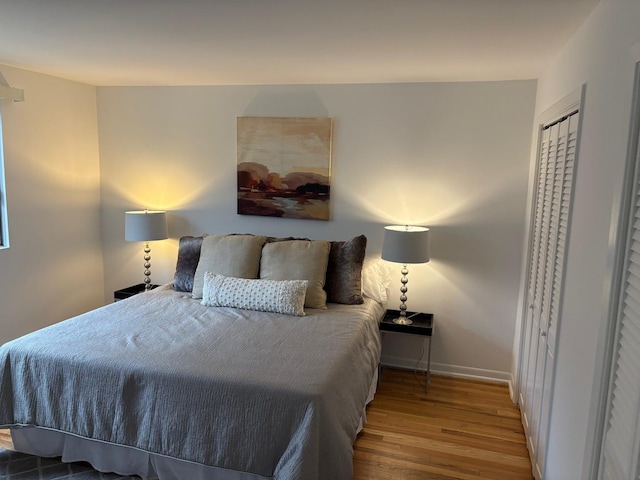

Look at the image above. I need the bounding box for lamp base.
[392,316,413,325]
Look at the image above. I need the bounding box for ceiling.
[0,0,599,87]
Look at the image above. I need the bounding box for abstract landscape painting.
[237,117,333,220]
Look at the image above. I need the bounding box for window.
[0,73,23,249]
[0,103,7,248]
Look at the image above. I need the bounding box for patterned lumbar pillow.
[201,273,308,316]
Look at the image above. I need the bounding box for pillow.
[260,239,331,309]
[325,235,367,305]
[362,256,391,304]
[192,234,268,299]
[173,235,204,292]
[266,236,310,243]
[201,273,307,316]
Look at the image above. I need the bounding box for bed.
[0,234,388,480]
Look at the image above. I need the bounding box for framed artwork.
[237,117,333,220]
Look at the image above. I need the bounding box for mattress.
[0,285,383,479]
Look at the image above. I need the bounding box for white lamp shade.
[125,210,168,242]
[381,225,430,264]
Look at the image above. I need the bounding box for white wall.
[519,0,640,477]
[97,80,536,380]
[0,65,104,344]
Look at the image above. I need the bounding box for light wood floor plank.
[354,369,533,480]
[0,429,12,450]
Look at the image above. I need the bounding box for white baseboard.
[508,372,517,404]
[380,354,512,386]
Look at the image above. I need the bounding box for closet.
[597,65,640,480]
[518,89,583,479]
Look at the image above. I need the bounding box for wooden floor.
[0,428,10,450]
[354,369,533,479]
[0,369,533,479]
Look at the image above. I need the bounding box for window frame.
[0,102,8,249]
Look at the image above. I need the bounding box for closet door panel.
[522,126,552,436]
[519,107,581,479]
[520,307,534,431]
[600,164,640,479]
[529,332,547,458]
[536,346,555,479]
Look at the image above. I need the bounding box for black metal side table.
[379,309,434,392]
[114,283,159,302]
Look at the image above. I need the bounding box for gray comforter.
[0,285,383,479]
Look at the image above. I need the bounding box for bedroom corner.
[0,65,104,345]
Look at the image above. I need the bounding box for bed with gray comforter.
[0,285,383,479]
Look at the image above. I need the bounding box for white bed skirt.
[10,368,379,480]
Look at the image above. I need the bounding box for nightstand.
[114,283,159,302]
[379,309,434,392]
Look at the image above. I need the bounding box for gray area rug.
[0,448,140,479]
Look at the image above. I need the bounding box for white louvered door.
[598,118,640,480]
[519,110,580,479]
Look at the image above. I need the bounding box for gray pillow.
[173,235,204,293]
[260,239,331,309]
[192,234,268,299]
[325,235,367,305]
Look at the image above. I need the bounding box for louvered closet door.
[599,129,640,480]
[519,111,579,479]
[520,123,552,447]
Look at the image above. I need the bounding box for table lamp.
[382,225,430,324]
[125,210,168,290]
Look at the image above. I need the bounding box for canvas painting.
[237,117,333,220]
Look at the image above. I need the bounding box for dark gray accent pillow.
[173,235,204,292]
[325,235,367,305]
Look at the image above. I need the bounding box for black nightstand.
[114,283,159,302]
[379,309,434,392]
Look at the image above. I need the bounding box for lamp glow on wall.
[125,210,168,290]
[382,225,430,325]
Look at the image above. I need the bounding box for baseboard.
[508,372,517,404]
[380,354,511,385]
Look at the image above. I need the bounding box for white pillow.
[362,256,391,304]
[201,273,308,317]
